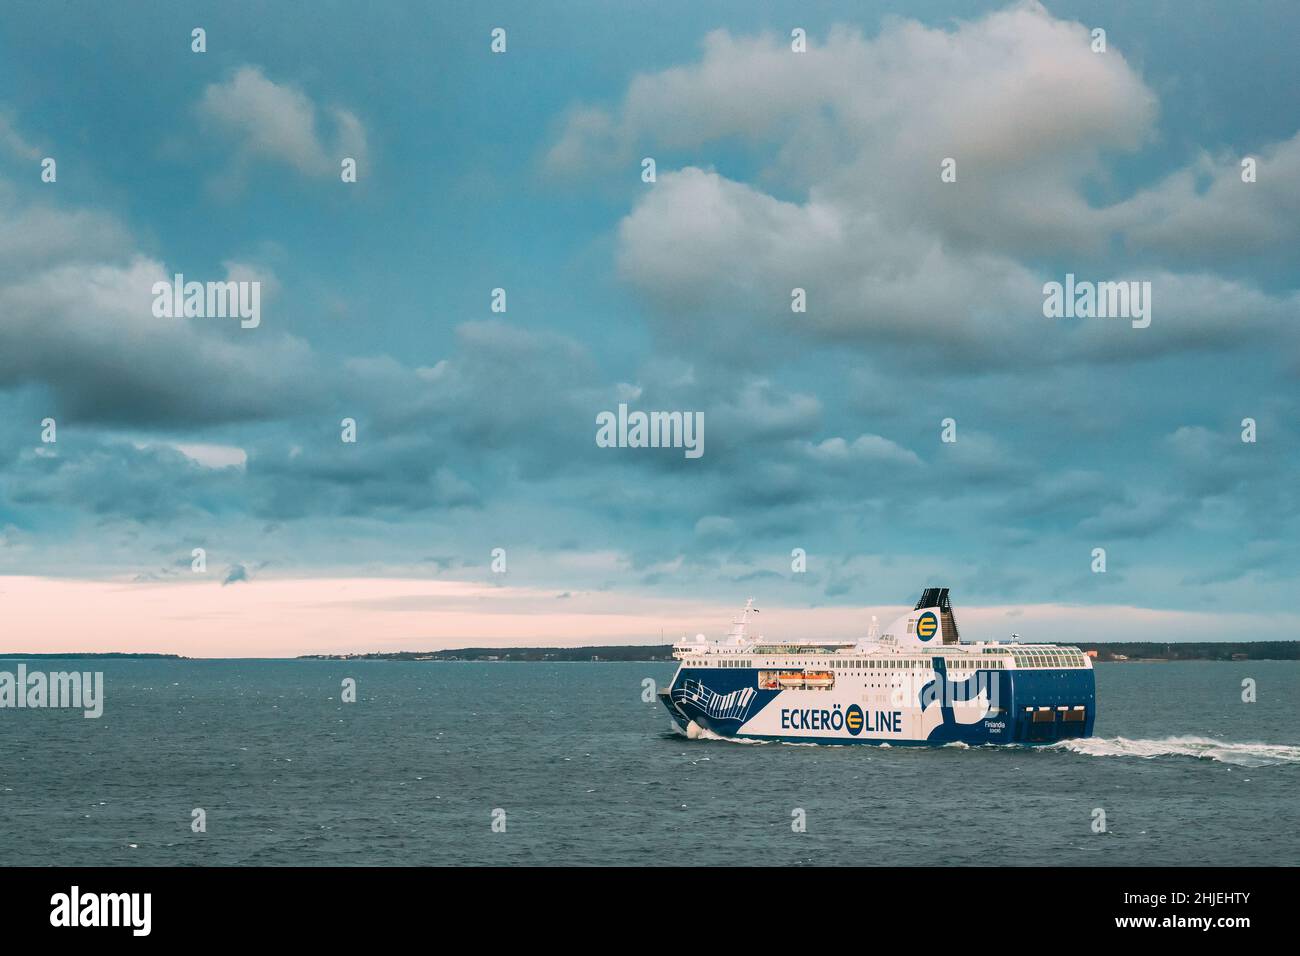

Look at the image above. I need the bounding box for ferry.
[657,588,1095,745]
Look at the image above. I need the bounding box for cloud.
[0,111,41,161]
[222,563,250,585]
[694,515,738,545]
[197,66,368,187]
[1078,493,1188,540]
[0,248,320,427]
[708,379,822,446]
[554,2,1156,250]
[1108,132,1300,272]
[6,440,243,523]
[0,194,133,279]
[803,435,921,468]
[559,3,1298,370]
[168,443,248,470]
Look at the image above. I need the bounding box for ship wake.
[1053,735,1300,768]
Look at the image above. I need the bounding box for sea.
[1,659,1297,866]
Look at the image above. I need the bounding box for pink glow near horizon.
[1,575,1293,658]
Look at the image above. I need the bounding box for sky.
[0,1,1297,656]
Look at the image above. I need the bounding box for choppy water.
[1,659,1296,865]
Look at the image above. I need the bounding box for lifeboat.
[776,670,835,688]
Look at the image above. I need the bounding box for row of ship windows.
[715,656,1085,669]
[1009,650,1088,668]
[717,659,1006,670]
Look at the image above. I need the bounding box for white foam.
[1054,735,1300,768]
[696,726,766,744]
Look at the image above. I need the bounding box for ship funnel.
[874,587,962,648]
[914,587,959,645]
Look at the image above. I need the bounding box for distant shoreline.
[4,641,1298,663]
[0,652,188,660]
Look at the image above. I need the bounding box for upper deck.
[670,594,1091,670]
[673,641,1091,670]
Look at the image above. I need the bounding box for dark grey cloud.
[0,194,324,428]
[222,563,249,585]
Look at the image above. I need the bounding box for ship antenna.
[729,598,759,642]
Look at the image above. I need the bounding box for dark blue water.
[1,659,1296,865]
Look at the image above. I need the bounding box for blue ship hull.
[660,662,1096,746]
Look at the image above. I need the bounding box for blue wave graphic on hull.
[671,678,757,722]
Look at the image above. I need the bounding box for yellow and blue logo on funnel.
[916,611,939,642]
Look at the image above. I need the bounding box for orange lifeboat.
[776,670,835,688]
